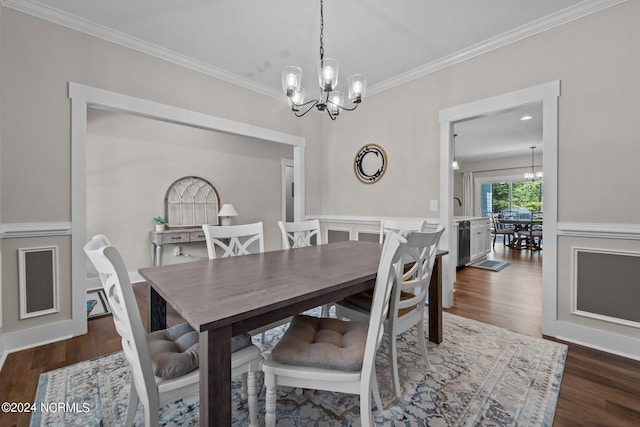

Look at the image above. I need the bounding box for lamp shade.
[282,66,302,97]
[218,204,238,217]
[317,58,338,92]
[347,74,367,102]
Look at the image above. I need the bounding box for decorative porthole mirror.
[354,144,387,184]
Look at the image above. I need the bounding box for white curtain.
[463,172,474,216]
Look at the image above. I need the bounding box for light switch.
[430,200,438,212]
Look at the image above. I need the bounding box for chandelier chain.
[319,0,324,61]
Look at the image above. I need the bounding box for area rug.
[86,288,111,319]
[470,259,511,272]
[30,312,567,426]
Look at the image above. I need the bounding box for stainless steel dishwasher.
[457,220,471,267]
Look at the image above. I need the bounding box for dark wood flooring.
[1,243,639,426]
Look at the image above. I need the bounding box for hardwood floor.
[1,242,639,426]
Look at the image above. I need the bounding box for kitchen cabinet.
[470,218,491,263]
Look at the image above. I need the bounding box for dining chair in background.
[492,215,516,248]
[262,232,407,427]
[379,218,427,243]
[201,222,264,259]
[84,235,262,427]
[277,219,331,316]
[202,222,287,342]
[277,219,322,249]
[335,228,444,398]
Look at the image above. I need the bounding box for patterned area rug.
[30,312,567,426]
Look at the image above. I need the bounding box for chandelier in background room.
[281,0,367,120]
[524,146,543,181]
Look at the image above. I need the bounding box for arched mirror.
[164,176,221,228]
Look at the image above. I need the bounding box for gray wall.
[87,109,293,270]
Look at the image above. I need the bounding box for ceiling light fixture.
[281,0,366,120]
[524,146,543,181]
[520,115,533,121]
[452,134,460,170]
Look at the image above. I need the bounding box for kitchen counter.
[453,216,489,222]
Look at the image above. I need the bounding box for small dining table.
[501,218,543,249]
[139,240,447,426]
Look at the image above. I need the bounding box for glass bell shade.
[317,58,338,92]
[282,66,302,97]
[288,88,305,110]
[347,74,367,103]
[328,91,344,116]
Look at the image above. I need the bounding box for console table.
[150,227,206,266]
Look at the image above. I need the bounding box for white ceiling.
[3,0,623,158]
[454,103,543,162]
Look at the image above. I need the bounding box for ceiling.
[453,103,543,162]
[3,0,622,158]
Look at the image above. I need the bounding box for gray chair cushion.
[271,314,367,372]
[147,322,252,379]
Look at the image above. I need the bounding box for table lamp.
[218,204,238,226]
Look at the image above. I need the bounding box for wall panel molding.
[558,222,640,239]
[18,246,59,319]
[0,222,71,238]
[571,247,640,329]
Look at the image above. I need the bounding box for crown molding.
[1,0,627,99]
[367,0,628,96]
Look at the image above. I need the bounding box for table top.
[139,240,383,333]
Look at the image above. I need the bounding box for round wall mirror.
[354,144,387,184]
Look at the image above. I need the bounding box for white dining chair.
[202,222,286,341]
[277,219,322,249]
[84,235,262,427]
[277,219,331,317]
[379,218,428,243]
[262,232,406,427]
[335,228,444,398]
[201,222,264,259]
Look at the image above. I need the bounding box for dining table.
[138,240,447,426]
[501,218,543,249]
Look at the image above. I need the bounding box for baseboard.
[545,319,640,362]
[1,319,76,361]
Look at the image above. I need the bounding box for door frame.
[438,81,559,337]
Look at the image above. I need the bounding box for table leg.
[149,285,166,332]
[200,325,232,426]
[428,256,443,344]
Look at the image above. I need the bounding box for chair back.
[202,222,264,259]
[277,220,322,249]
[361,232,405,382]
[379,218,427,243]
[391,228,444,321]
[83,235,159,416]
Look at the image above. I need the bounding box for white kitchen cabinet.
[469,218,491,263]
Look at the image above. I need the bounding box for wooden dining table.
[139,240,447,426]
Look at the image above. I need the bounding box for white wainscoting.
[556,222,640,361]
[310,215,442,243]
[0,222,72,369]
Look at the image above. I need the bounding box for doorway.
[281,159,294,222]
[438,81,559,338]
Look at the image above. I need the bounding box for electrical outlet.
[173,246,182,256]
[430,200,438,212]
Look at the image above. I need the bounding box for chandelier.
[524,146,543,181]
[281,0,367,120]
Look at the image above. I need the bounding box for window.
[480,180,543,215]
